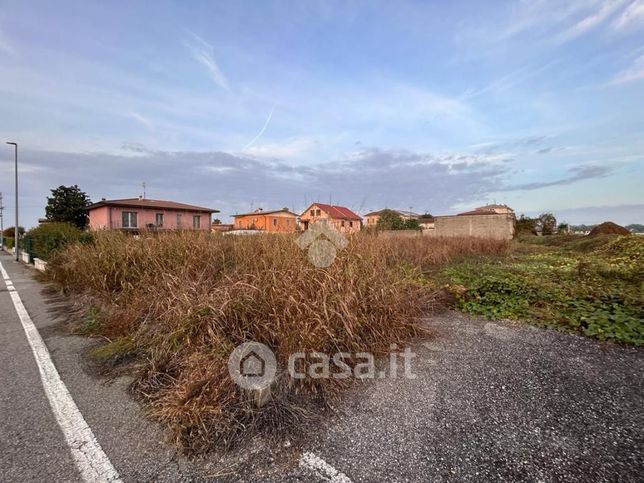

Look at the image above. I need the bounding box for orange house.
[299,203,362,234]
[232,208,298,233]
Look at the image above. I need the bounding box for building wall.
[89,206,211,231]
[429,213,515,240]
[300,204,361,234]
[233,212,297,233]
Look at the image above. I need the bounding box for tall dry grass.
[47,231,509,452]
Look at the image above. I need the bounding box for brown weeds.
[47,231,509,452]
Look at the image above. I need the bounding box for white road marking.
[0,260,122,482]
[299,452,353,483]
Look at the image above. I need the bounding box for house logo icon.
[296,221,348,267]
[227,342,276,390]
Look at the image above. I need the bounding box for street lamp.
[6,142,18,261]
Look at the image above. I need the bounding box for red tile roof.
[308,203,362,220]
[88,198,218,213]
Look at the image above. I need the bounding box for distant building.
[418,214,435,230]
[232,208,298,233]
[300,203,362,234]
[87,197,218,231]
[458,204,515,216]
[363,209,420,228]
[211,223,234,233]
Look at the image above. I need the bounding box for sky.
[0,0,643,228]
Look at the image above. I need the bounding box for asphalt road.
[0,250,642,482]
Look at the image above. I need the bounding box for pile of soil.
[588,221,631,236]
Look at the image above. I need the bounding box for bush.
[25,222,94,261]
[3,236,14,249]
[445,235,644,345]
[46,231,508,452]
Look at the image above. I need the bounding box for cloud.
[0,27,16,56]
[503,164,614,191]
[612,0,644,30]
[127,111,153,130]
[184,31,230,90]
[242,107,275,150]
[610,53,644,84]
[557,0,628,42]
[7,146,513,227]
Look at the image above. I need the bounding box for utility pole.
[6,142,18,261]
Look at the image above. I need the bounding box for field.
[45,231,508,452]
[444,235,644,345]
[44,231,642,453]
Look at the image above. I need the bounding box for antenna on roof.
[142,182,146,199]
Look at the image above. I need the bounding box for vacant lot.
[444,235,643,345]
[45,231,508,452]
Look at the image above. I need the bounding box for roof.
[457,209,498,216]
[88,198,218,213]
[457,203,515,216]
[363,209,421,218]
[305,203,362,220]
[232,208,298,218]
[477,203,513,210]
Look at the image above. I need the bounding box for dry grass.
[47,230,509,452]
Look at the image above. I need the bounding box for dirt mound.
[588,222,630,236]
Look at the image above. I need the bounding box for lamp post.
[6,142,18,261]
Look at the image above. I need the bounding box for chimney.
[138,195,143,200]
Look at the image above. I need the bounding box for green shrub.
[25,222,93,261]
[444,235,644,345]
[3,236,14,249]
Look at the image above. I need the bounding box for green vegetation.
[444,235,644,345]
[45,184,92,229]
[24,222,94,261]
[376,209,421,230]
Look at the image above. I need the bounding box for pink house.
[87,197,218,231]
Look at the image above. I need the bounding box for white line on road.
[299,452,353,483]
[0,260,122,483]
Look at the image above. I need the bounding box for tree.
[2,226,25,238]
[537,212,557,235]
[403,218,421,230]
[557,222,570,234]
[45,185,92,229]
[516,215,537,235]
[376,210,405,230]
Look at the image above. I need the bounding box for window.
[316,209,321,216]
[341,220,345,227]
[349,221,353,228]
[177,213,183,228]
[286,219,290,226]
[238,219,243,227]
[122,211,137,228]
[156,213,164,227]
[193,215,201,229]
[273,218,278,227]
[310,209,315,216]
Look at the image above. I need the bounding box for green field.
[443,235,644,345]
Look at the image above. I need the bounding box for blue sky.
[1,0,643,227]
